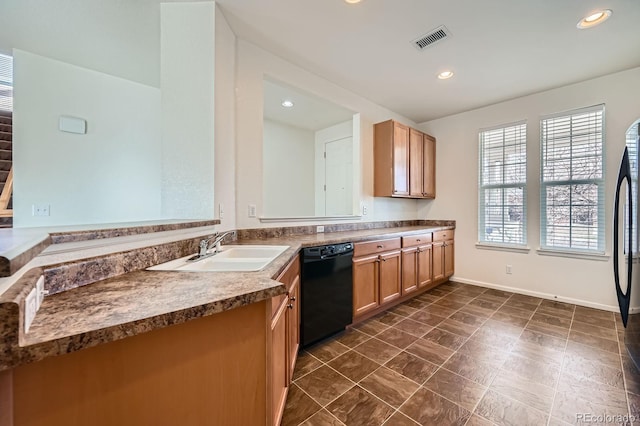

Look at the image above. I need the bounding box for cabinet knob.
[377,245,383,249]
[416,239,421,242]
[417,248,422,253]
[287,304,294,309]
[289,296,296,302]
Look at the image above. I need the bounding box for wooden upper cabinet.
[374,120,409,197]
[409,128,424,197]
[423,134,436,198]
[374,119,436,199]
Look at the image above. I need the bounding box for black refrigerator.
[614,122,640,371]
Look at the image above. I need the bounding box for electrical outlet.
[316,225,325,233]
[24,288,37,332]
[506,265,512,274]
[362,204,368,215]
[36,275,45,310]
[248,204,257,218]
[32,204,50,217]
[219,203,224,219]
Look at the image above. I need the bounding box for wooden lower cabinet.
[354,232,454,322]
[401,247,419,295]
[402,243,433,295]
[11,301,270,426]
[432,241,445,282]
[270,300,288,426]
[353,254,380,317]
[287,276,300,377]
[353,238,403,320]
[269,255,301,426]
[432,238,454,283]
[417,244,433,289]
[379,250,401,304]
[444,240,454,278]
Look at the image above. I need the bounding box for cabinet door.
[270,300,288,426]
[432,241,445,282]
[417,244,433,288]
[287,276,300,379]
[409,128,424,197]
[444,240,455,278]
[379,250,402,304]
[392,123,410,196]
[401,247,419,295]
[353,255,380,317]
[423,134,436,198]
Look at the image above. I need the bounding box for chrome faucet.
[194,231,236,260]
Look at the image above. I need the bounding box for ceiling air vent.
[412,25,451,51]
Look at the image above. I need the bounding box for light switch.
[59,116,87,134]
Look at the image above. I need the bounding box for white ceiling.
[216,0,640,123]
[263,78,355,131]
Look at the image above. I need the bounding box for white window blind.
[541,104,605,252]
[0,53,12,111]
[478,122,527,245]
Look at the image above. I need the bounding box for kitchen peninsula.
[0,220,454,426]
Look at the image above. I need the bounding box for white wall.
[13,50,162,227]
[263,119,315,217]
[214,4,237,231]
[314,119,354,216]
[160,2,215,220]
[418,67,640,310]
[234,40,419,228]
[0,0,160,87]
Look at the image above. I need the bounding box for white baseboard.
[451,275,624,313]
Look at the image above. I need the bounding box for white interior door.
[324,137,352,215]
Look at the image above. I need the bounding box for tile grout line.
[463,291,530,424]
[394,287,506,424]
[375,285,480,424]
[545,303,575,426]
[615,315,634,425]
[364,289,459,425]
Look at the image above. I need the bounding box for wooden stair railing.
[0,166,12,217]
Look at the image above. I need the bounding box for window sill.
[475,243,530,254]
[536,248,609,261]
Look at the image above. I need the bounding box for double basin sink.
[148,245,290,272]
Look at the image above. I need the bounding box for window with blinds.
[625,120,640,256]
[540,105,605,252]
[0,53,12,111]
[478,122,527,246]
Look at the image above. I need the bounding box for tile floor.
[281,281,640,426]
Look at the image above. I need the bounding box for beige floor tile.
[327,386,394,426]
[424,368,487,411]
[359,366,420,408]
[400,387,471,426]
[475,390,548,426]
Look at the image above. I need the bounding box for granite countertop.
[0,219,220,279]
[0,224,452,370]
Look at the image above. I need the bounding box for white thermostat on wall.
[59,115,87,134]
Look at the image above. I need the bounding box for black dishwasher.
[301,242,354,348]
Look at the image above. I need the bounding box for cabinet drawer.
[402,233,433,247]
[354,238,401,257]
[433,229,455,241]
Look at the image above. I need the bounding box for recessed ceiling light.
[437,71,454,80]
[281,100,294,108]
[577,9,612,29]
[344,0,362,3]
